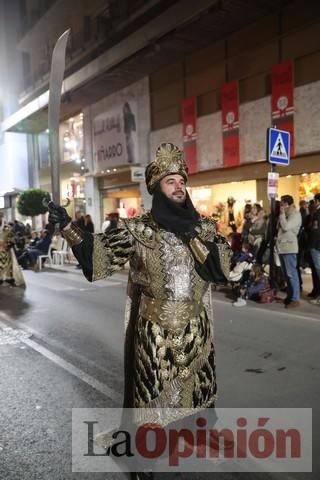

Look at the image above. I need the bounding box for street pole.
[269,162,277,288]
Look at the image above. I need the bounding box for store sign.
[271,61,294,157]
[182,97,198,174]
[131,166,145,182]
[93,100,138,169]
[221,81,240,168]
[267,171,279,198]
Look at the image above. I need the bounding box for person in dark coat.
[84,214,94,233]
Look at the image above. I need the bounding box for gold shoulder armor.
[123,212,157,249]
[197,216,218,242]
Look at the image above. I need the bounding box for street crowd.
[1,193,320,309]
[225,193,320,308]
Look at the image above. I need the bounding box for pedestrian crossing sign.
[267,127,290,165]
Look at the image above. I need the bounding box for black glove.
[177,229,198,244]
[48,201,71,230]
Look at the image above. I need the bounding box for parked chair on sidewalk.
[37,244,54,271]
[52,239,70,265]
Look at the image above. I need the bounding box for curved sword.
[48,29,71,205]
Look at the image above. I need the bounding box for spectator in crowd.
[74,211,85,229]
[299,200,308,226]
[105,212,119,234]
[309,193,320,305]
[25,223,32,238]
[248,203,267,256]
[74,211,85,268]
[0,212,5,231]
[101,214,110,234]
[84,214,94,233]
[233,264,270,307]
[228,224,242,254]
[241,204,252,244]
[229,242,254,285]
[29,231,40,247]
[12,219,25,235]
[18,229,52,270]
[305,199,320,298]
[276,195,302,308]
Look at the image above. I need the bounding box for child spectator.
[233,264,270,307]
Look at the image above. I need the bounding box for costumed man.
[0,224,25,287]
[48,143,232,476]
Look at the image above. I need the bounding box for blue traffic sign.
[267,127,290,166]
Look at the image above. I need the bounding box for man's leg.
[310,249,320,302]
[279,254,292,304]
[282,254,300,303]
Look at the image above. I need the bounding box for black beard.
[151,184,200,234]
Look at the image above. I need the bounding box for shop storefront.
[39,112,86,218]
[188,180,257,217]
[187,154,320,232]
[84,77,151,225]
[98,169,142,221]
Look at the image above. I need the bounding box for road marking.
[0,318,122,404]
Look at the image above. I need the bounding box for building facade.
[1,0,320,229]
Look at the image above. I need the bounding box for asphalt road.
[0,265,319,480]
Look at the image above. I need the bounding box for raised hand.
[47,201,71,230]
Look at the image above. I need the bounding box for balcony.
[19,12,112,103]
[17,0,167,104]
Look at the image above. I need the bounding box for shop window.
[299,172,320,199]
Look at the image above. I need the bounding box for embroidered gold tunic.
[69,212,231,427]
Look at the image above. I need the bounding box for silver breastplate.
[160,231,194,301]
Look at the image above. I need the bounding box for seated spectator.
[28,231,40,247]
[18,229,52,270]
[229,242,254,284]
[231,242,254,268]
[233,264,270,307]
[12,219,25,235]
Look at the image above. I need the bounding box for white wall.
[150,79,320,171]
[0,132,29,193]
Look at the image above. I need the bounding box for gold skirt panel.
[133,306,216,412]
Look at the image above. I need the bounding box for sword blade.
[48,28,71,205]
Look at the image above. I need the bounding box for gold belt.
[139,294,203,332]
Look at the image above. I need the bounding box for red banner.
[182,97,198,174]
[271,60,294,157]
[221,81,240,168]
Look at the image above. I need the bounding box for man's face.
[314,197,320,207]
[160,174,186,204]
[280,200,289,212]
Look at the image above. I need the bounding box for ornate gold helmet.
[145,143,188,194]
